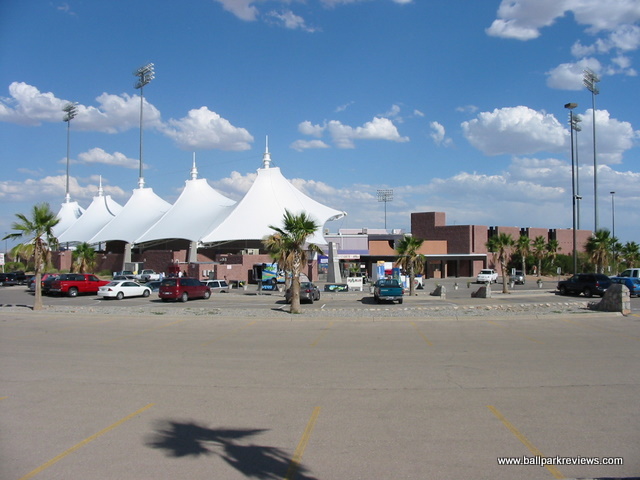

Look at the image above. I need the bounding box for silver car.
[510,270,525,285]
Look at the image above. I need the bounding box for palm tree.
[486,233,514,293]
[585,229,614,274]
[531,235,547,277]
[514,235,531,276]
[621,241,639,268]
[395,235,425,296]
[485,235,499,269]
[546,239,561,270]
[3,203,59,310]
[72,242,96,273]
[262,232,293,291]
[265,210,322,314]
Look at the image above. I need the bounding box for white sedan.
[98,280,152,300]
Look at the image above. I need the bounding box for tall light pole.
[62,102,78,203]
[377,189,393,230]
[610,191,616,238]
[611,191,616,274]
[583,68,600,232]
[571,113,582,229]
[565,103,578,275]
[134,63,155,189]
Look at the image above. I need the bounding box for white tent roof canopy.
[201,145,346,245]
[136,159,236,243]
[58,180,123,244]
[51,145,346,247]
[53,201,84,238]
[89,187,171,244]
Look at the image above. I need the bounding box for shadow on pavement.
[146,419,318,479]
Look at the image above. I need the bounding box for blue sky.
[1,0,639,249]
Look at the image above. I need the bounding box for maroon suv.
[158,277,211,302]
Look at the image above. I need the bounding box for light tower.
[571,113,582,228]
[62,102,78,203]
[583,68,600,232]
[134,63,155,188]
[565,103,579,275]
[377,189,393,230]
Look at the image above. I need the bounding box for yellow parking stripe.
[19,403,154,480]
[310,322,333,347]
[487,405,564,479]
[284,406,321,480]
[410,322,432,346]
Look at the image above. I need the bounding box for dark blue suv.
[557,273,612,297]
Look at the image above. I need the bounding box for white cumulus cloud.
[161,106,253,151]
[487,0,640,40]
[462,106,565,156]
[76,148,139,169]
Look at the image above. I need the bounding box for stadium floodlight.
[565,103,578,275]
[583,68,600,232]
[134,63,155,188]
[377,189,394,230]
[62,102,78,203]
[571,114,582,228]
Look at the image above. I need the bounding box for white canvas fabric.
[89,187,172,244]
[201,157,346,245]
[136,177,236,243]
[53,201,85,238]
[58,193,123,243]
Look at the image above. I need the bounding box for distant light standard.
[565,103,578,275]
[377,189,393,230]
[134,63,155,188]
[611,191,616,274]
[610,191,616,237]
[571,113,582,228]
[583,68,600,232]
[62,102,78,203]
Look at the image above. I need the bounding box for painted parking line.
[200,321,256,347]
[410,322,433,346]
[310,322,333,347]
[103,319,189,344]
[487,405,564,479]
[18,403,155,480]
[284,406,321,480]
[561,318,640,341]
[486,320,543,344]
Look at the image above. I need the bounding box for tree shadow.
[145,419,318,479]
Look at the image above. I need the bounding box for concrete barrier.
[588,284,630,315]
[431,285,446,299]
[471,285,491,298]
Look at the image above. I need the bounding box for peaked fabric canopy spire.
[53,200,84,238]
[58,177,123,243]
[201,145,346,245]
[89,187,171,244]
[136,156,236,243]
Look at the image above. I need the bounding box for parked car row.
[557,268,640,298]
[0,271,31,286]
[18,274,231,303]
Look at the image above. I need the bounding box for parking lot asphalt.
[1,308,639,479]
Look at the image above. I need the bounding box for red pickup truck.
[48,273,110,297]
